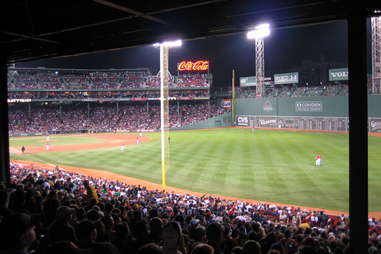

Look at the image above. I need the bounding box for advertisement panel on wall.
[369,119,381,132]
[295,101,323,112]
[240,76,273,87]
[236,116,249,126]
[328,68,348,81]
[252,116,349,131]
[274,72,299,85]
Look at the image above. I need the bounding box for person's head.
[270,242,285,254]
[206,223,224,243]
[115,221,130,238]
[0,213,36,251]
[102,215,114,230]
[150,217,163,235]
[56,205,75,221]
[231,246,243,254]
[242,240,262,254]
[76,220,97,242]
[297,245,316,254]
[87,209,101,222]
[138,243,163,254]
[191,243,214,254]
[162,221,183,250]
[76,207,87,221]
[267,250,281,254]
[9,189,25,209]
[46,241,81,254]
[133,220,149,240]
[191,226,206,242]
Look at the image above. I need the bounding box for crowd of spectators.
[8,102,228,135]
[175,74,211,88]
[1,162,380,254]
[8,69,211,90]
[236,84,349,99]
[8,90,210,100]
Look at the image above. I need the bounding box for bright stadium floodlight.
[247,23,271,40]
[153,39,182,48]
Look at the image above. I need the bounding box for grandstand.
[8,67,225,136]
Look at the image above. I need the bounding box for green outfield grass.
[10,129,381,212]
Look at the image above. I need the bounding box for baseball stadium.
[2,3,381,251]
[7,66,381,216]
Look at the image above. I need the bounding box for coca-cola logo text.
[178,60,209,71]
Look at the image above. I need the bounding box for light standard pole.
[247,24,271,98]
[153,39,182,190]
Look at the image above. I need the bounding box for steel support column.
[348,10,368,254]
[0,57,10,185]
[255,39,265,98]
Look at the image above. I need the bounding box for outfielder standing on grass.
[315,154,321,166]
[21,146,26,153]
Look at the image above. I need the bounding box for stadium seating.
[8,69,210,90]
[8,102,227,135]
[1,162,376,254]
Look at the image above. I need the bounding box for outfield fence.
[235,95,381,132]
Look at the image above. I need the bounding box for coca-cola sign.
[177,60,209,71]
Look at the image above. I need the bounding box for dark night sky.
[17,21,350,87]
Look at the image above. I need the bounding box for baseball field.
[9,128,381,215]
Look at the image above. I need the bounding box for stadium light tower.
[153,39,182,190]
[371,16,381,93]
[247,23,271,98]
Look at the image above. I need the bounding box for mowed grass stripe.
[169,133,224,192]
[260,134,289,196]
[369,136,381,210]
[10,129,381,212]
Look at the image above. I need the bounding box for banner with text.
[236,116,249,126]
[177,60,209,71]
[274,72,299,85]
[240,76,273,87]
[328,68,348,81]
[295,101,323,112]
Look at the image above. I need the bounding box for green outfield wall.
[177,112,232,130]
[235,95,381,117]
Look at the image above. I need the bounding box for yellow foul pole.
[160,45,169,190]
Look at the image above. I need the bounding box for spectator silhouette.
[0,213,36,254]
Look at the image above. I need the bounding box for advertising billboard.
[177,60,209,71]
[328,68,348,81]
[240,76,272,87]
[295,101,323,112]
[274,72,299,85]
